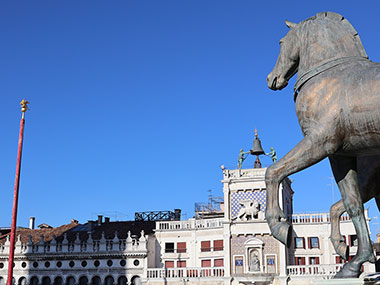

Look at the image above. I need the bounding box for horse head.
[267,12,368,93]
[267,20,299,90]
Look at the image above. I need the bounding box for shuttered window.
[214,259,224,267]
[165,261,174,268]
[213,240,223,251]
[201,260,211,267]
[201,241,211,252]
[177,242,186,253]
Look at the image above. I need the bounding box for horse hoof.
[334,263,361,279]
[270,221,292,247]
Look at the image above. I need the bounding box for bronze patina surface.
[266,12,380,278]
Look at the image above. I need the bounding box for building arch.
[78,276,88,285]
[104,276,114,285]
[65,276,75,285]
[91,276,101,285]
[130,276,141,285]
[53,277,63,285]
[117,276,127,285]
[29,276,39,285]
[18,277,27,285]
[41,277,51,285]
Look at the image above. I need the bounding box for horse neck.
[297,20,366,77]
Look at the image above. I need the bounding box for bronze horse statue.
[266,11,380,278]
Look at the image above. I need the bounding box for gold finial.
[255,128,258,138]
[20,99,30,113]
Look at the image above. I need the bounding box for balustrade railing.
[288,264,343,278]
[147,267,225,279]
[157,218,223,231]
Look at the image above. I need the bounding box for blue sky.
[1,1,380,238]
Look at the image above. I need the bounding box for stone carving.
[266,11,379,278]
[249,249,260,272]
[234,200,259,221]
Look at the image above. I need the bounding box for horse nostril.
[271,77,277,89]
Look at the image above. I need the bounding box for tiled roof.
[0,222,79,245]
[0,220,156,245]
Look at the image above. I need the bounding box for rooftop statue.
[237,149,250,169]
[266,12,380,278]
[265,147,277,163]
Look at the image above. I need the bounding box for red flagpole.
[7,100,29,285]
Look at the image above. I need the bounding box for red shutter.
[308,237,311,249]
[165,261,174,268]
[201,260,211,267]
[295,257,299,265]
[177,242,186,253]
[316,257,320,264]
[302,237,305,249]
[177,261,186,268]
[214,240,223,251]
[214,259,224,267]
[301,257,306,265]
[201,241,211,252]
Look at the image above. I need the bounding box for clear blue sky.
[1,1,380,238]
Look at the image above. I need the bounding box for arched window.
[42,277,51,285]
[78,277,88,285]
[104,276,113,285]
[66,277,75,285]
[30,277,39,285]
[53,277,63,285]
[130,276,141,285]
[0,277,5,285]
[91,277,101,285]
[117,277,126,285]
[18,277,27,285]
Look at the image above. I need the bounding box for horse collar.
[294,56,369,101]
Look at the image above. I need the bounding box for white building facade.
[0,167,374,285]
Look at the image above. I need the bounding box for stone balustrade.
[287,264,343,278]
[156,218,223,231]
[147,267,225,279]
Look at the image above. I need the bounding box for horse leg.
[330,200,349,260]
[329,155,375,278]
[265,136,334,246]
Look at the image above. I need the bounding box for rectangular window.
[213,240,223,251]
[201,241,211,252]
[308,237,319,249]
[177,242,186,253]
[201,259,211,267]
[295,237,305,248]
[165,242,174,253]
[350,235,358,247]
[177,260,186,268]
[214,258,224,267]
[309,257,320,265]
[294,257,306,265]
[234,256,243,274]
[165,261,174,268]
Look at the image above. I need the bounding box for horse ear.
[285,20,297,29]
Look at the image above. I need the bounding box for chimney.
[87,221,94,232]
[97,215,103,226]
[104,217,110,223]
[29,217,35,230]
[174,209,181,221]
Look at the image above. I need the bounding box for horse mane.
[300,12,368,59]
